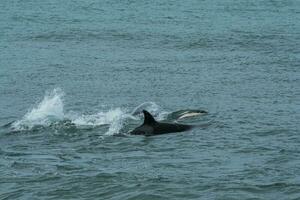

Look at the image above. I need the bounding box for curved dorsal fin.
[142,110,157,125]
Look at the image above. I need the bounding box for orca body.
[130,110,193,136]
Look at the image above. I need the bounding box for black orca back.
[151,122,192,135]
[130,110,193,136]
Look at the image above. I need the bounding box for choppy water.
[1,0,300,199]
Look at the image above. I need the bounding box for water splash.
[12,88,64,131]
[67,108,129,135]
[105,109,127,135]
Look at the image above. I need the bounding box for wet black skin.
[130,110,193,136]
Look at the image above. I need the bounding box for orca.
[130,110,193,136]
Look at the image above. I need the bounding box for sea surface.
[1,0,300,199]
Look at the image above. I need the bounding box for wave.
[9,88,207,135]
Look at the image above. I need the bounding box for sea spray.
[12,88,64,130]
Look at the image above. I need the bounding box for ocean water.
[1,0,300,199]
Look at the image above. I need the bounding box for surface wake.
[10,88,206,135]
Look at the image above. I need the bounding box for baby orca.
[130,110,193,136]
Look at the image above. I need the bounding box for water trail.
[10,89,175,135]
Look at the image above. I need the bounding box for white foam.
[12,88,65,130]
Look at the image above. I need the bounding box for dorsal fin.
[142,110,157,125]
